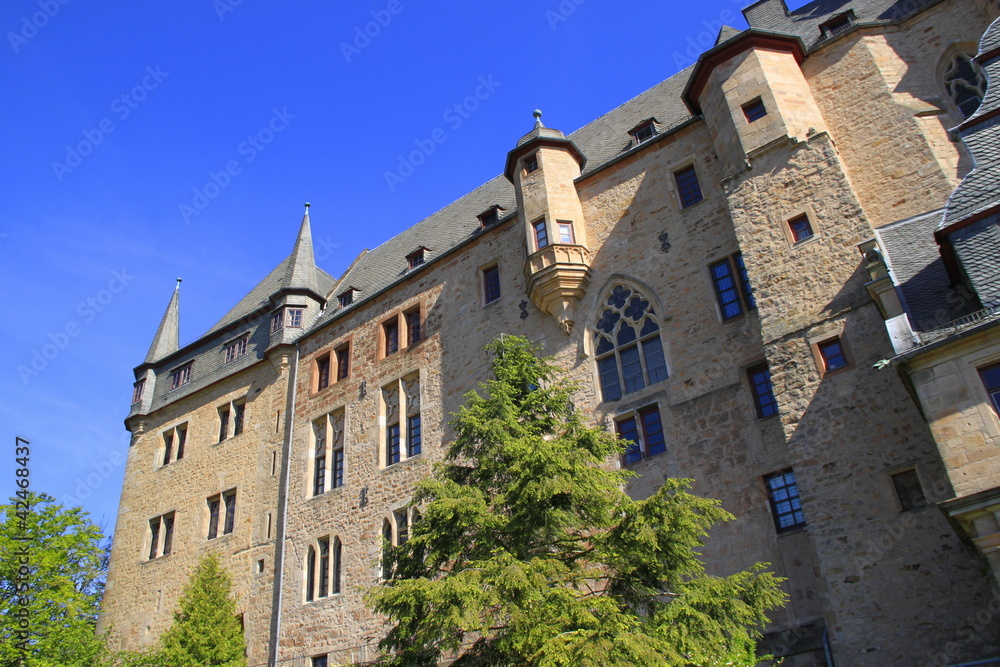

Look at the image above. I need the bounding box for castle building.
[100,1,1000,665]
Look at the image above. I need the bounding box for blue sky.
[0,0,781,537]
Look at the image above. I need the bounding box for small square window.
[890,468,927,511]
[405,308,422,346]
[338,289,356,308]
[789,215,814,243]
[384,319,399,356]
[557,222,575,244]
[747,363,778,419]
[483,265,501,305]
[407,249,425,270]
[287,309,303,328]
[316,354,331,391]
[742,97,768,123]
[818,337,849,373]
[980,363,1000,414]
[525,154,538,174]
[674,165,703,208]
[631,122,655,145]
[533,219,549,250]
[765,469,806,533]
[335,343,350,381]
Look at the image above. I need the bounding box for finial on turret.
[304,202,311,210]
[533,109,544,128]
[175,278,182,290]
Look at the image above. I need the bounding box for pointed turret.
[281,203,320,295]
[145,279,181,364]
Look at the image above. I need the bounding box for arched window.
[305,534,343,601]
[594,284,668,402]
[305,545,316,602]
[332,537,342,595]
[944,52,986,119]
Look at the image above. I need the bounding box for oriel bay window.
[594,284,668,402]
[382,374,421,466]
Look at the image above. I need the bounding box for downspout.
[268,343,300,666]
[823,627,835,667]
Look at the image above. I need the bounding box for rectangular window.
[557,222,575,244]
[169,362,193,390]
[483,265,502,304]
[233,403,245,436]
[407,414,422,457]
[224,335,249,363]
[710,258,744,320]
[223,491,236,535]
[207,497,220,540]
[891,468,927,511]
[176,425,186,460]
[405,308,422,346]
[479,209,499,228]
[332,447,344,489]
[338,290,354,308]
[394,509,409,545]
[407,249,425,270]
[162,514,174,556]
[132,380,145,403]
[789,214,814,243]
[765,469,806,533]
[980,363,1000,414]
[306,546,316,602]
[148,518,161,560]
[219,407,230,442]
[384,319,399,356]
[313,453,326,496]
[619,346,645,394]
[163,432,174,467]
[316,354,331,390]
[597,356,623,403]
[674,165,703,208]
[313,417,327,496]
[734,253,756,310]
[742,97,767,123]
[271,311,284,333]
[616,406,665,465]
[818,337,849,372]
[631,122,655,144]
[318,537,330,598]
[747,363,778,418]
[332,538,342,594]
[387,423,401,465]
[533,219,549,250]
[336,344,350,381]
[287,309,303,328]
[312,656,328,667]
[525,153,538,173]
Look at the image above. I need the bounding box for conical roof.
[145,280,181,364]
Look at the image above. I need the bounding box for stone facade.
[101,1,1000,665]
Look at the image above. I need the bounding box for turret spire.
[144,279,181,364]
[281,203,320,294]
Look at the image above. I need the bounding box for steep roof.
[144,281,180,364]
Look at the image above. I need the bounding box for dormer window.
[224,334,249,363]
[820,11,854,38]
[169,362,193,390]
[477,206,504,229]
[271,308,303,333]
[338,289,356,308]
[629,121,657,146]
[132,379,145,403]
[407,248,426,270]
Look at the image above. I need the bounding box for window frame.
[160,423,188,466]
[532,218,549,250]
[406,248,426,270]
[381,507,420,580]
[615,405,667,465]
[889,467,928,512]
[168,362,193,391]
[630,122,656,145]
[383,318,400,356]
[746,362,778,419]
[404,307,422,347]
[482,263,502,305]
[788,214,815,244]
[979,362,1000,415]
[224,334,249,364]
[593,285,669,403]
[764,469,806,534]
[524,153,539,174]
[335,342,351,381]
[814,336,852,376]
[673,164,704,209]
[557,221,576,244]
[381,374,422,468]
[316,353,331,391]
[311,410,346,497]
[304,534,342,603]
[132,379,145,403]
[709,253,756,321]
[147,511,175,560]
[338,289,356,308]
[742,97,768,123]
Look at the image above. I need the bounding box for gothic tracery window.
[594,285,668,402]
[944,52,986,119]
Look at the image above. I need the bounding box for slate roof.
[876,210,979,332]
[144,282,180,364]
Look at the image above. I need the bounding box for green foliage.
[367,335,786,666]
[157,553,247,667]
[0,492,107,667]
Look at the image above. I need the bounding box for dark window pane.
[981,364,1000,414]
[149,519,160,560]
[332,449,344,488]
[306,546,316,602]
[765,469,806,532]
[675,165,703,208]
[318,537,330,598]
[640,407,666,457]
[333,539,342,594]
[617,416,641,465]
[819,339,848,372]
[208,499,220,540]
[620,345,645,394]
[177,427,186,460]
[598,356,622,402]
[743,98,767,122]
[748,363,778,418]
[617,322,637,347]
[891,469,927,511]
[317,356,330,390]
[219,409,229,442]
[406,309,421,345]
[534,220,549,249]
[483,266,501,304]
[734,253,756,309]
[224,493,236,535]
[789,215,814,243]
[385,321,399,355]
[314,455,325,496]
[387,424,401,464]
[336,346,350,381]
[642,335,669,385]
[233,404,245,436]
[162,515,173,556]
[407,415,422,457]
[710,259,743,320]
[163,433,173,466]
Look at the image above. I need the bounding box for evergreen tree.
[368,335,786,666]
[158,553,246,667]
[0,492,106,667]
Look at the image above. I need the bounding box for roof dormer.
[628,118,658,146]
[338,287,358,308]
[477,205,506,229]
[406,247,427,270]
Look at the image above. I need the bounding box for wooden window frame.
[812,335,852,377]
[533,218,549,250]
[742,97,767,123]
[524,153,539,174]
[673,164,704,209]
